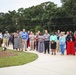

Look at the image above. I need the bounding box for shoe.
[54,53,56,55]
[51,53,53,55]
[25,49,27,51]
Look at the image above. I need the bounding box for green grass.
[0,48,38,68]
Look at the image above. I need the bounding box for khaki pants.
[56,40,60,52]
[3,38,9,47]
[22,39,27,50]
[30,40,34,50]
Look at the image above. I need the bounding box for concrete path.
[0,45,76,75]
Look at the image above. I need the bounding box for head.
[23,29,25,32]
[5,31,8,34]
[45,30,48,34]
[74,31,76,36]
[16,30,19,33]
[30,31,33,34]
[38,31,40,34]
[55,32,57,35]
[52,32,55,35]
[57,30,60,34]
[36,32,39,36]
[69,31,73,35]
[66,31,69,35]
[39,32,42,36]
[60,32,64,36]
[28,31,30,33]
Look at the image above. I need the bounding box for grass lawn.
[0,48,38,68]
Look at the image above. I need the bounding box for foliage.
[0,1,76,33]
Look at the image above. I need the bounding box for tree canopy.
[0,0,76,33]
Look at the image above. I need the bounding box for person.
[21,29,28,51]
[44,30,50,54]
[29,31,35,50]
[38,33,44,53]
[74,31,76,52]
[27,31,30,48]
[65,31,69,49]
[14,30,23,51]
[35,32,39,51]
[10,33,14,49]
[59,32,66,55]
[66,31,75,55]
[50,32,57,55]
[3,31,10,47]
[0,32,2,47]
[56,30,60,52]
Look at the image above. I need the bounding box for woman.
[14,30,23,51]
[66,31,75,55]
[50,32,57,55]
[0,32,2,47]
[38,33,44,53]
[74,31,76,52]
[59,32,66,55]
[27,31,30,48]
[35,32,39,51]
[29,31,35,50]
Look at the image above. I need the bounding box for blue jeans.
[60,45,65,54]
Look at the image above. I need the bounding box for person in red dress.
[66,31,75,55]
[74,31,76,52]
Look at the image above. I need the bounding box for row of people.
[0,29,76,55]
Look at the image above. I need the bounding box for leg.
[67,42,70,55]
[44,41,47,54]
[71,42,75,55]
[25,40,27,51]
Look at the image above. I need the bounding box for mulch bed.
[0,50,17,57]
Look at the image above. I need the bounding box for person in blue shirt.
[59,32,66,55]
[21,29,28,51]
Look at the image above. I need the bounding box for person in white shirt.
[29,31,35,50]
[3,31,10,47]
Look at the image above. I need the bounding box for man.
[44,30,50,54]
[21,29,28,51]
[4,31,10,47]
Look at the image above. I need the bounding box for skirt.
[51,42,56,49]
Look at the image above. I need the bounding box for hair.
[74,31,76,36]
[39,32,42,35]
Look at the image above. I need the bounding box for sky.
[0,0,62,13]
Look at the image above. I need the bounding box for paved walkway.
[0,45,76,75]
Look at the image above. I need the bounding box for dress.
[66,34,75,55]
[74,35,76,51]
[38,35,44,53]
[14,33,23,49]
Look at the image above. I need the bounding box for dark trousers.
[36,41,38,51]
[44,41,50,54]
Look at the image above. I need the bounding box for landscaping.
[0,48,38,68]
